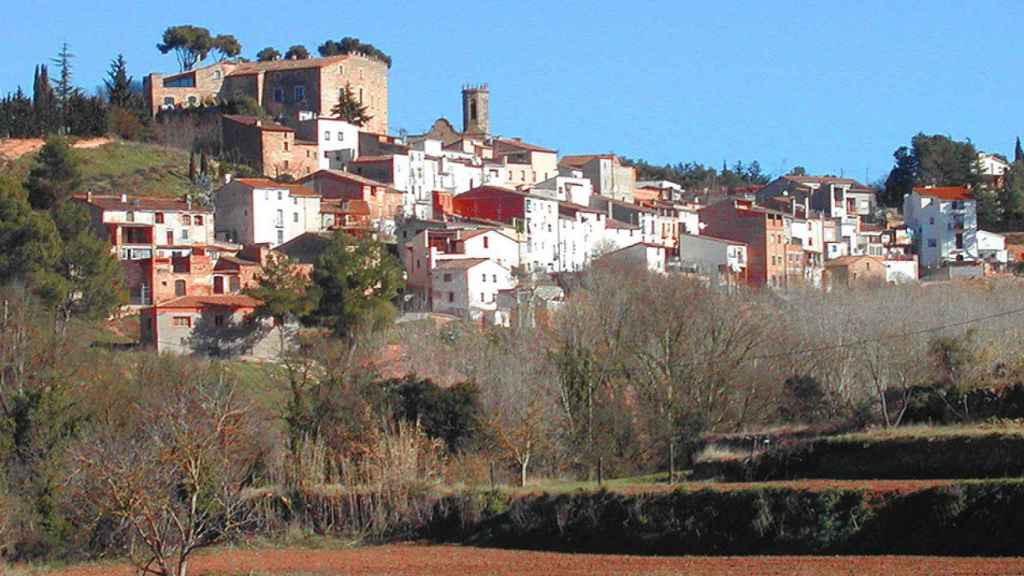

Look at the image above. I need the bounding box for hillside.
[0,139,194,199]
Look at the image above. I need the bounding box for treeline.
[621,157,771,192]
[0,46,148,142]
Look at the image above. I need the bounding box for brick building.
[699,198,795,288]
[299,169,403,222]
[145,53,389,134]
[222,115,318,179]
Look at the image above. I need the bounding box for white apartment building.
[214,178,322,247]
[902,186,978,269]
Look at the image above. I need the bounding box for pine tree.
[331,83,373,127]
[51,43,77,133]
[25,137,81,210]
[104,54,133,108]
[1015,137,1023,164]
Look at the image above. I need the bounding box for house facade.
[430,258,516,321]
[214,178,322,247]
[902,186,978,269]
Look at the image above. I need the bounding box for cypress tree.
[1015,137,1023,164]
[189,151,197,182]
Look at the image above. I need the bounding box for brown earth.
[0,137,112,160]
[41,544,1024,576]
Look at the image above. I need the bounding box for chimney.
[120,193,128,203]
[224,173,233,184]
[86,191,93,203]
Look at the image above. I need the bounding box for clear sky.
[3,0,1022,183]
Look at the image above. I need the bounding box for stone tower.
[461,84,490,137]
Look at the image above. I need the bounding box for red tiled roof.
[321,198,371,216]
[605,219,640,230]
[494,138,557,154]
[301,169,391,188]
[74,194,212,213]
[559,154,616,168]
[349,155,395,163]
[233,178,320,198]
[222,114,294,133]
[782,175,862,187]
[435,257,491,270]
[226,54,355,76]
[156,294,262,309]
[914,186,973,201]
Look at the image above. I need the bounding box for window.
[443,273,452,282]
[929,217,935,225]
[187,95,197,106]
[174,279,186,297]
[275,209,284,227]
[181,228,189,241]
[172,316,191,327]
[483,236,489,249]
[492,274,497,283]
[274,87,284,103]
[194,215,203,226]
[284,141,289,152]
[448,292,454,303]
[295,85,305,101]
[284,160,289,169]
[277,190,283,201]
[358,87,364,103]
[214,276,224,294]
[293,212,299,223]
[126,211,135,223]
[928,238,937,248]
[213,70,222,80]
[324,131,331,141]
[481,273,487,283]
[337,131,344,141]
[229,276,240,293]
[338,65,344,75]
[181,214,192,225]
[277,230,284,244]
[155,212,164,224]
[480,292,485,302]
[214,314,225,327]
[163,96,175,106]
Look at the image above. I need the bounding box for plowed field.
[45,544,1024,576]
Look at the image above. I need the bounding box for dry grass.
[830,420,1024,443]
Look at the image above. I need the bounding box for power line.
[751,305,1024,361]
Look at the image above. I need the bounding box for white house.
[596,242,666,274]
[431,258,516,321]
[902,186,978,269]
[294,116,360,171]
[214,178,322,247]
[556,203,606,272]
[677,233,748,287]
[883,257,919,284]
[403,227,522,306]
[977,230,1009,268]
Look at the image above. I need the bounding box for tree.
[65,92,108,137]
[331,83,372,127]
[188,150,197,183]
[1015,137,1023,164]
[318,37,392,67]
[284,45,309,60]
[40,203,125,330]
[71,360,260,576]
[32,64,58,135]
[883,133,980,207]
[256,47,280,62]
[157,25,214,71]
[104,54,133,108]
[25,137,80,210]
[245,254,314,355]
[51,42,77,131]
[0,178,61,285]
[0,88,36,138]
[310,231,403,338]
[788,166,807,176]
[212,34,241,60]
[1000,161,1024,226]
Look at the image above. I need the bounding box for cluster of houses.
[75,52,1012,358]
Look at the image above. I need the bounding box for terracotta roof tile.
[233,178,320,197]
[156,294,262,309]
[435,257,491,270]
[913,186,973,201]
[222,114,294,133]
[74,194,212,213]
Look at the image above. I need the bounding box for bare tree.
[71,360,260,576]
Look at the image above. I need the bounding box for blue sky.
[3,0,1022,183]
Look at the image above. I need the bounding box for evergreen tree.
[331,83,373,127]
[42,202,125,328]
[284,45,309,60]
[1000,161,1024,227]
[32,65,58,135]
[245,254,315,328]
[212,34,241,60]
[256,47,280,62]
[199,149,209,176]
[65,92,108,137]
[104,54,133,108]
[310,231,403,338]
[188,151,197,183]
[157,25,213,71]
[1016,138,1024,164]
[0,88,36,138]
[25,137,81,210]
[51,43,78,132]
[882,133,980,208]
[0,177,62,285]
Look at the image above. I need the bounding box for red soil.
[44,544,1024,576]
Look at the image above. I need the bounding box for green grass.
[1,139,193,199]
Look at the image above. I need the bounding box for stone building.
[144,53,389,134]
[462,84,490,137]
[222,115,319,179]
